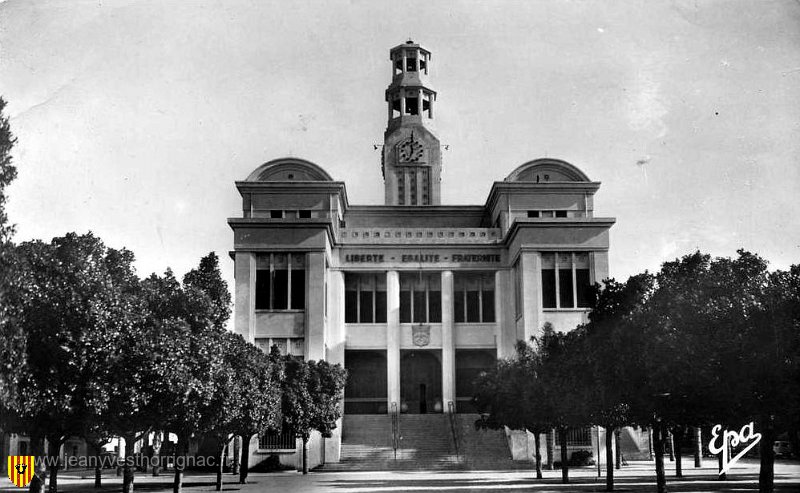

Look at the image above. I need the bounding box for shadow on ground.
[321,472,800,492]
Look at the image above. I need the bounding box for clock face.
[398,137,425,162]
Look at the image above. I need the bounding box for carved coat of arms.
[412,325,430,347]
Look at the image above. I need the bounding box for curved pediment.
[245,158,334,182]
[505,158,591,183]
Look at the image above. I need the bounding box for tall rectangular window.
[400,273,441,324]
[254,253,306,310]
[541,265,557,309]
[273,269,289,308]
[558,252,574,308]
[255,270,271,310]
[345,274,387,324]
[345,276,358,323]
[575,253,592,308]
[400,288,412,323]
[454,273,495,323]
[291,269,305,309]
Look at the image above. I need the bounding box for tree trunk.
[653,422,667,493]
[215,441,226,491]
[533,432,542,479]
[693,427,702,468]
[558,428,569,484]
[151,433,162,477]
[673,427,684,478]
[667,431,674,461]
[47,461,58,493]
[545,429,555,470]
[88,441,103,488]
[238,434,252,484]
[46,436,62,493]
[301,436,308,475]
[232,436,240,475]
[28,435,46,493]
[614,428,622,469]
[172,434,187,493]
[605,426,614,492]
[758,415,776,493]
[122,434,135,493]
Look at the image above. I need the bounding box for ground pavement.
[3,458,799,492]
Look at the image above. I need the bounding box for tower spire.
[382,40,441,206]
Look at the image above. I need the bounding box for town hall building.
[228,41,627,470]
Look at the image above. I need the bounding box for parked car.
[773,441,793,458]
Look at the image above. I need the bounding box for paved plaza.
[4,459,799,493]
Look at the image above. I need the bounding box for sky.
[1,0,799,293]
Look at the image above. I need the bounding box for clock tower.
[382,40,441,206]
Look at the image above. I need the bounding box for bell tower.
[382,40,441,206]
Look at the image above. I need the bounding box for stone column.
[234,252,255,342]
[386,271,401,409]
[324,271,344,463]
[327,269,346,366]
[305,252,326,361]
[521,251,543,341]
[441,271,455,410]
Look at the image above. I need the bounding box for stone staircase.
[323,413,530,471]
[394,414,461,469]
[457,413,533,470]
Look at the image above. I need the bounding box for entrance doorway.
[455,349,496,413]
[400,350,441,413]
[344,350,387,414]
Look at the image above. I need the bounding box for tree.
[136,268,220,493]
[582,274,654,491]
[280,357,347,474]
[201,331,241,492]
[0,96,21,426]
[621,251,778,493]
[8,233,142,493]
[197,331,281,492]
[536,324,592,484]
[234,345,283,485]
[739,262,800,492]
[182,253,231,332]
[473,341,551,479]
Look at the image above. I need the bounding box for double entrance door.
[400,350,442,414]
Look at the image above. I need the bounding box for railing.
[566,426,593,446]
[340,228,502,244]
[258,430,295,450]
[390,402,400,460]
[447,401,462,461]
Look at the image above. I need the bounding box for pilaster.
[234,252,255,342]
[305,252,326,361]
[495,269,515,358]
[521,251,543,342]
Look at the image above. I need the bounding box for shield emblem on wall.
[7,456,34,488]
[412,325,430,347]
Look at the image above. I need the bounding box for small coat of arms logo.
[412,325,430,347]
[7,456,34,488]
